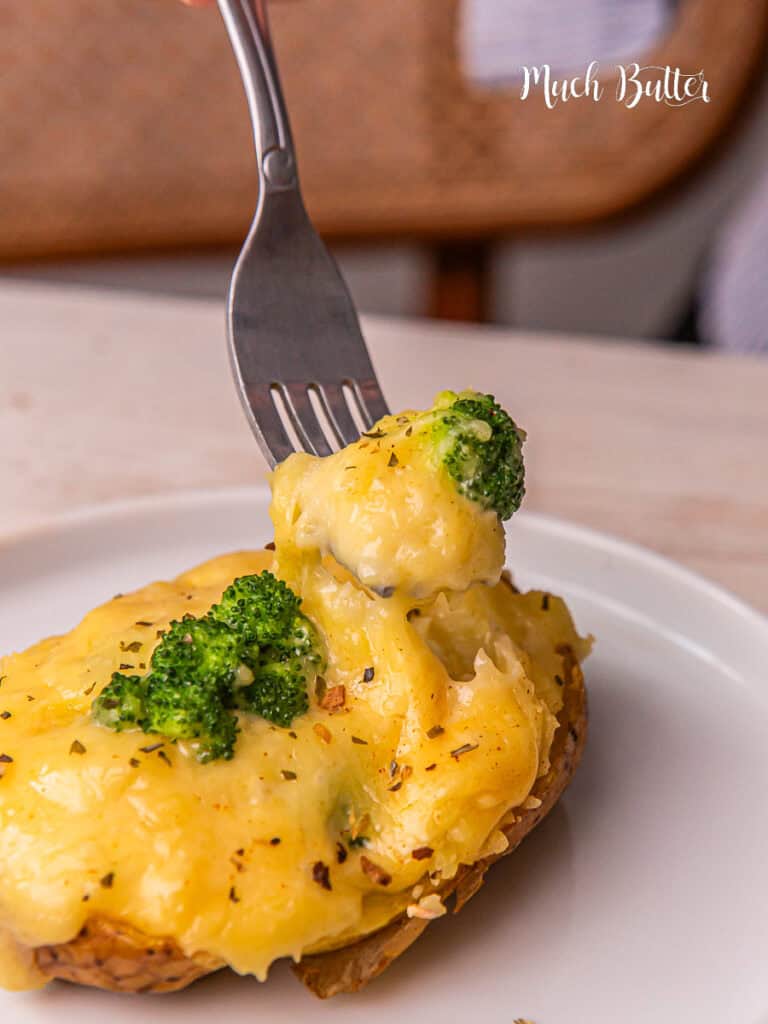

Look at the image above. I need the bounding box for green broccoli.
[425,391,526,521]
[91,572,323,762]
[211,573,320,727]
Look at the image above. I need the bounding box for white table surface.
[2,280,766,613]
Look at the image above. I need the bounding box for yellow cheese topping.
[0,422,590,990]
[270,408,505,597]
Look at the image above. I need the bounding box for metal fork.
[217,0,390,467]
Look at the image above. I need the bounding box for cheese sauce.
[270,408,505,598]
[0,443,589,990]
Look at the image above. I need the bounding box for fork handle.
[217,0,298,194]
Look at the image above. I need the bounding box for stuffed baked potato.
[0,392,590,996]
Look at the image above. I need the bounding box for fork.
[216,0,390,468]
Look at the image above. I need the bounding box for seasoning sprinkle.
[270,837,281,846]
[135,621,153,627]
[157,750,172,767]
[312,861,332,891]
[336,841,348,864]
[319,684,346,712]
[0,753,13,764]
[288,731,297,739]
[0,712,10,720]
[69,740,86,755]
[229,886,241,903]
[313,723,332,744]
[118,663,134,671]
[388,781,403,792]
[406,608,421,621]
[351,735,368,745]
[362,666,375,683]
[387,452,399,467]
[554,674,565,687]
[361,429,385,439]
[541,593,550,611]
[26,695,35,702]
[389,760,398,777]
[412,846,434,861]
[315,676,327,701]
[405,426,413,437]
[129,758,141,768]
[119,640,142,654]
[427,725,445,739]
[139,742,164,754]
[100,872,115,889]
[83,681,97,696]
[281,770,297,781]
[360,855,391,887]
[425,763,437,771]
[264,541,276,551]
[450,742,479,760]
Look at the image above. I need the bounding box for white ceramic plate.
[1,488,767,1024]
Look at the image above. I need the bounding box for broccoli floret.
[216,574,322,727]
[91,572,323,762]
[92,673,145,731]
[428,390,525,521]
[142,617,241,761]
[210,571,304,648]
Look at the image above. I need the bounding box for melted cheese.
[270,409,505,598]
[0,421,590,990]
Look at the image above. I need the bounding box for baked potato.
[30,605,585,996]
[0,392,590,997]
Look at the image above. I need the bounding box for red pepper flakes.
[360,855,391,886]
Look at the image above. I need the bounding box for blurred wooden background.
[1,0,766,318]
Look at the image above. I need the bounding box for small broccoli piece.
[91,572,324,761]
[429,390,525,521]
[210,571,303,648]
[92,673,145,731]
[142,617,242,761]
[149,618,241,690]
[214,573,322,727]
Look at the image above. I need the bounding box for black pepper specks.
[450,743,478,760]
[312,861,332,891]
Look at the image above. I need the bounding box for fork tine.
[316,383,362,448]
[279,383,334,458]
[354,378,391,430]
[237,383,295,469]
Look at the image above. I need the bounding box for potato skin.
[34,641,586,996]
[34,917,222,994]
